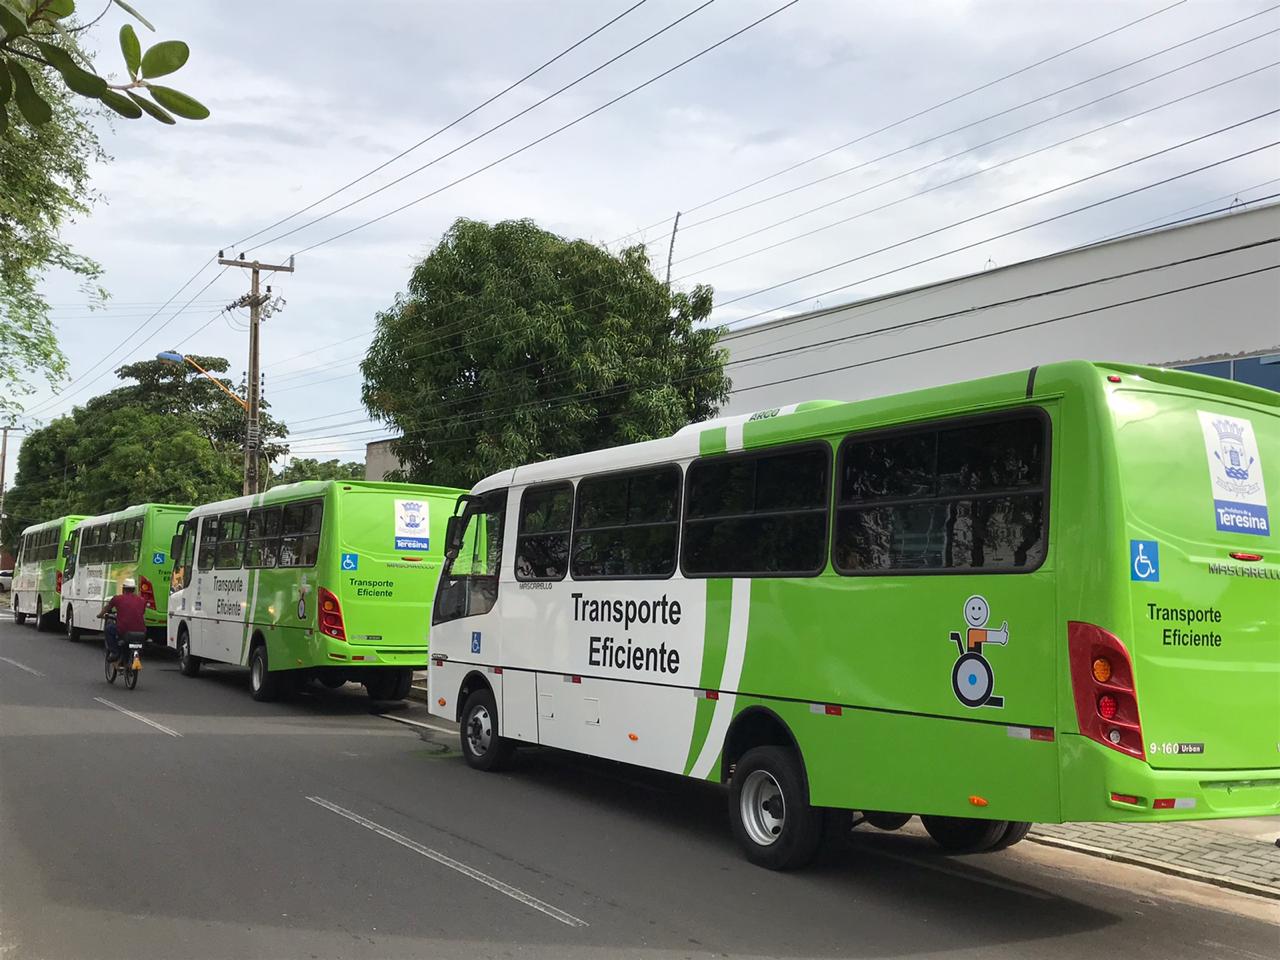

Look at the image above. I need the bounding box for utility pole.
[217,252,294,495]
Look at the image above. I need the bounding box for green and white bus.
[61,503,192,644]
[429,361,1279,869]
[167,479,465,702]
[12,515,87,631]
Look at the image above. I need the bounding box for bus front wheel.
[65,606,81,641]
[921,815,1009,853]
[729,746,823,870]
[249,643,281,702]
[178,629,201,677]
[460,688,514,772]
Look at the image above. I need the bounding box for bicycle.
[103,615,145,690]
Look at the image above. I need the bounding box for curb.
[1026,833,1280,901]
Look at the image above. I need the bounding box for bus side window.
[64,528,82,578]
[215,511,247,569]
[279,500,322,568]
[571,466,680,580]
[245,506,283,568]
[197,517,219,572]
[515,483,572,581]
[833,411,1048,574]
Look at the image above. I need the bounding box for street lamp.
[156,351,248,411]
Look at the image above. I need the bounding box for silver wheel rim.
[66,610,72,636]
[252,655,263,690]
[740,769,786,847]
[180,636,188,665]
[466,704,493,757]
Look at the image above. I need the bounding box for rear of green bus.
[1060,363,1279,823]
[138,504,192,642]
[13,515,85,629]
[315,482,464,691]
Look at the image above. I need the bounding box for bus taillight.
[1068,621,1145,761]
[318,587,346,641]
[55,570,63,594]
[139,575,156,609]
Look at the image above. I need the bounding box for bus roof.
[18,515,87,536]
[471,360,1278,494]
[183,479,465,519]
[77,503,194,525]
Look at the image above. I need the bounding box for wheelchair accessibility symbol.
[1129,540,1159,582]
[948,595,1007,709]
[341,553,359,571]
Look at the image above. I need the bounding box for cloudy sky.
[9,0,1279,476]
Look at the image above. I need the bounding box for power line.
[272,119,1280,408]
[286,236,1280,447]
[228,0,655,250]
[247,0,722,254]
[607,0,1201,246]
[285,260,1280,456]
[285,1,803,258]
[261,13,1279,390]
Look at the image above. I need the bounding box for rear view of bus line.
[428,361,1279,869]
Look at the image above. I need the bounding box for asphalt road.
[1,616,1275,960]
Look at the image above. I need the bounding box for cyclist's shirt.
[106,593,147,635]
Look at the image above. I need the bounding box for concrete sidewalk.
[1030,817,1280,899]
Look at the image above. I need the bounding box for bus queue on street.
[7,362,1278,870]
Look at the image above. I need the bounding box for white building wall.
[719,204,1280,413]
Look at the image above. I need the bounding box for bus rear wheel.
[729,746,822,871]
[13,599,26,625]
[863,811,912,831]
[989,820,1033,851]
[34,596,54,633]
[460,688,514,772]
[364,669,412,702]
[921,815,1009,853]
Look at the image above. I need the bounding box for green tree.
[0,1,207,414]
[362,218,730,488]
[270,458,364,488]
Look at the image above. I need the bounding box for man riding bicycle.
[98,579,147,662]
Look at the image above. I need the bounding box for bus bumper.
[1060,734,1280,822]
[322,638,428,669]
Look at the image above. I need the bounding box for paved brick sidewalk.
[1030,820,1280,898]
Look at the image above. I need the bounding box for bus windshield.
[434,490,505,624]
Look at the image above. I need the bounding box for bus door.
[189,515,217,658]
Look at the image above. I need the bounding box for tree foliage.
[1,357,290,548]
[270,458,364,488]
[0,1,207,414]
[362,218,730,488]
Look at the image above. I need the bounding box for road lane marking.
[377,713,457,737]
[306,796,588,928]
[0,656,44,677]
[93,697,182,737]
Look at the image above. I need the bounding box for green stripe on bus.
[683,578,733,775]
[699,427,727,456]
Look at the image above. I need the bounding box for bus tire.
[249,642,280,702]
[177,628,200,677]
[318,674,346,689]
[921,815,1009,853]
[34,596,53,633]
[13,600,27,625]
[459,687,514,772]
[864,811,913,831]
[388,669,412,701]
[729,746,823,871]
[989,820,1032,851]
[65,606,82,641]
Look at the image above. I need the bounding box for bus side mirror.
[61,540,72,558]
[444,516,464,561]
[170,535,183,560]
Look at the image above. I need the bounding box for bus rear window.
[834,412,1048,574]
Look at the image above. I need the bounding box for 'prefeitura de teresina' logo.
[1198,411,1269,537]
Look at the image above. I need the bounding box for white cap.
[122,578,136,590]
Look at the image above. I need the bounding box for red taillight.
[1110,793,1140,805]
[1153,798,1175,810]
[317,587,346,641]
[1068,621,1145,760]
[139,575,156,610]
[1229,552,1263,562]
[55,570,63,594]
[1107,375,1122,383]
